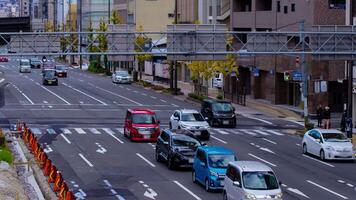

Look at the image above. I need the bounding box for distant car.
[156,129,202,169]
[124,108,160,142]
[42,69,58,86]
[19,59,31,73]
[55,65,68,77]
[223,161,283,200]
[213,73,223,89]
[302,129,355,161]
[0,56,8,62]
[112,71,132,84]
[30,58,42,68]
[169,109,210,140]
[201,99,236,127]
[192,146,237,191]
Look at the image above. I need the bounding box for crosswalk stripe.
[74,128,86,134]
[116,128,124,134]
[240,129,257,136]
[89,128,101,134]
[60,128,72,134]
[102,128,115,135]
[46,128,56,134]
[216,129,230,135]
[266,130,284,136]
[253,130,270,136]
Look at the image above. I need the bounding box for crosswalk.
[18,127,285,137]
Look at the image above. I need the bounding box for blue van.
[192,146,237,191]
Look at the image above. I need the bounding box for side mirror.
[232,107,236,112]
[201,142,207,146]
[316,138,321,143]
[163,141,169,145]
[204,117,209,121]
[279,181,282,186]
[233,181,240,187]
[200,161,207,167]
[157,120,160,124]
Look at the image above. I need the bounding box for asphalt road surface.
[0,59,356,200]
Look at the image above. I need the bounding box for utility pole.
[78,0,82,69]
[346,0,354,139]
[299,20,308,124]
[173,0,178,95]
[108,0,111,24]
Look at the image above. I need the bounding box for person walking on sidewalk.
[316,104,323,128]
[323,106,331,129]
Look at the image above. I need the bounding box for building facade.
[230,0,347,114]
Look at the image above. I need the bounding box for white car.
[223,161,283,200]
[112,71,132,84]
[19,59,31,73]
[302,129,355,161]
[169,109,210,140]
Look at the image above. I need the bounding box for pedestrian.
[323,106,331,129]
[316,104,323,128]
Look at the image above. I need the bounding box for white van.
[19,59,31,73]
[213,73,223,88]
[223,161,282,200]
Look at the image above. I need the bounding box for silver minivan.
[19,59,31,73]
[223,161,282,200]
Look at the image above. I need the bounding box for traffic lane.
[212,131,355,200]
[237,113,305,129]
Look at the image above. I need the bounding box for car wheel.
[223,191,228,200]
[168,157,175,170]
[320,150,325,161]
[155,149,162,162]
[302,144,308,154]
[192,171,197,183]
[205,179,210,192]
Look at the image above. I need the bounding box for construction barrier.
[58,181,68,200]
[43,159,52,176]
[48,165,58,183]
[64,190,75,200]
[40,152,48,168]
[53,172,63,192]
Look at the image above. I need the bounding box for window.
[126,111,132,121]
[160,131,169,142]
[173,111,180,119]
[329,0,346,9]
[242,171,279,190]
[234,0,252,12]
[197,149,206,163]
[277,1,281,12]
[291,3,295,12]
[284,6,288,14]
[256,0,272,11]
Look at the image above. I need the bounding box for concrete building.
[230,0,346,113]
[178,0,198,23]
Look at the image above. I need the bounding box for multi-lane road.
[0,58,355,200]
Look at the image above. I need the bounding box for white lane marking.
[60,134,71,144]
[266,130,284,136]
[37,83,71,105]
[172,104,179,107]
[102,128,116,135]
[142,93,147,96]
[79,101,84,104]
[307,180,349,199]
[46,128,57,134]
[287,119,305,127]
[11,84,34,104]
[143,184,149,188]
[63,83,107,105]
[259,147,276,154]
[254,130,270,136]
[138,181,144,184]
[302,155,335,168]
[240,129,257,136]
[106,129,124,144]
[248,153,277,167]
[78,153,94,167]
[216,129,230,135]
[346,183,354,187]
[116,128,124,134]
[144,188,158,200]
[338,180,346,184]
[110,189,117,194]
[126,88,130,90]
[95,143,107,154]
[150,96,157,99]
[74,128,86,134]
[44,144,53,153]
[242,114,273,125]
[134,91,138,93]
[115,195,125,200]
[211,135,227,144]
[136,153,156,167]
[296,143,301,146]
[93,85,142,105]
[262,138,277,144]
[160,99,167,103]
[43,101,48,104]
[173,180,201,200]
[90,128,101,134]
[287,188,310,199]
[48,105,53,108]
[103,180,112,187]
[60,128,72,134]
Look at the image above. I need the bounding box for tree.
[135,25,152,80]
[187,60,215,96]
[111,10,123,24]
[87,20,98,61]
[44,21,54,32]
[96,18,108,72]
[59,24,68,60]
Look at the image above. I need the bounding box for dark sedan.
[42,69,58,86]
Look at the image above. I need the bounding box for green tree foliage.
[111,10,123,24]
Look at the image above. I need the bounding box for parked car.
[169,109,210,140]
[201,99,236,127]
[0,56,8,62]
[124,108,160,142]
[30,58,42,68]
[112,71,132,84]
[55,65,68,77]
[223,161,283,200]
[19,59,31,73]
[213,73,223,89]
[42,69,58,85]
[302,129,355,161]
[192,146,237,192]
[156,129,202,169]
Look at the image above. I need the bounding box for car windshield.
[242,171,279,190]
[181,113,205,121]
[20,60,30,65]
[208,154,235,168]
[322,133,348,142]
[132,114,157,124]
[116,71,129,76]
[55,65,66,70]
[31,59,41,63]
[44,71,55,78]
[172,135,200,147]
[212,103,233,112]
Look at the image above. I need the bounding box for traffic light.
[284,71,290,81]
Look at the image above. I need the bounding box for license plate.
[189,158,194,163]
[143,135,150,139]
[48,81,52,83]
[223,120,229,125]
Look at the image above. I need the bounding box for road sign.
[252,67,260,77]
[292,70,302,81]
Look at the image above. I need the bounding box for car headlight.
[275,192,283,199]
[325,146,335,151]
[180,124,189,129]
[244,193,257,200]
[210,170,219,177]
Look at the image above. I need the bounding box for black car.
[30,58,42,68]
[42,69,58,85]
[55,65,68,77]
[201,99,236,127]
[156,129,202,169]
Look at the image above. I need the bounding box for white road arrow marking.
[259,147,275,154]
[44,144,53,153]
[287,188,310,199]
[95,143,107,154]
[144,188,158,200]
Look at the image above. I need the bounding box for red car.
[0,57,8,62]
[124,108,160,142]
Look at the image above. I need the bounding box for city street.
[0,59,355,200]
